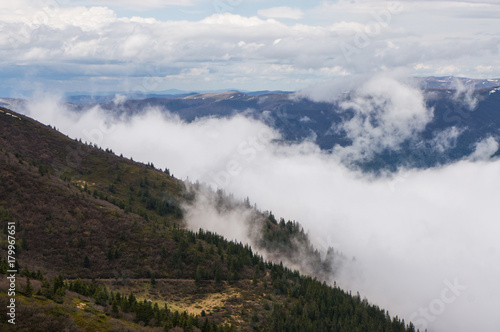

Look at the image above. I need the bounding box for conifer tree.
[24,277,33,297]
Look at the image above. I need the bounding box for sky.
[1,0,500,96]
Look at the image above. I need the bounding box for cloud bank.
[19,77,500,332]
[335,76,433,162]
[258,7,304,20]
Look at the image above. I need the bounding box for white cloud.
[113,94,127,105]
[0,5,117,30]
[183,189,261,245]
[451,78,479,110]
[436,65,461,76]
[336,76,432,162]
[258,7,304,20]
[298,74,433,163]
[88,0,194,9]
[431,126,464,153]
[469,136,499,161]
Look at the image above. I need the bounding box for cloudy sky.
[1,0,500,96]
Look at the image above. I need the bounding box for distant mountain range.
[415,76,500,89]
[2,76,499,172]
[63,89,293,105]
[59,76,500,104]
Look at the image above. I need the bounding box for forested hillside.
[0,106,418,331]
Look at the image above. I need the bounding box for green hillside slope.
[0,106,417,331]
